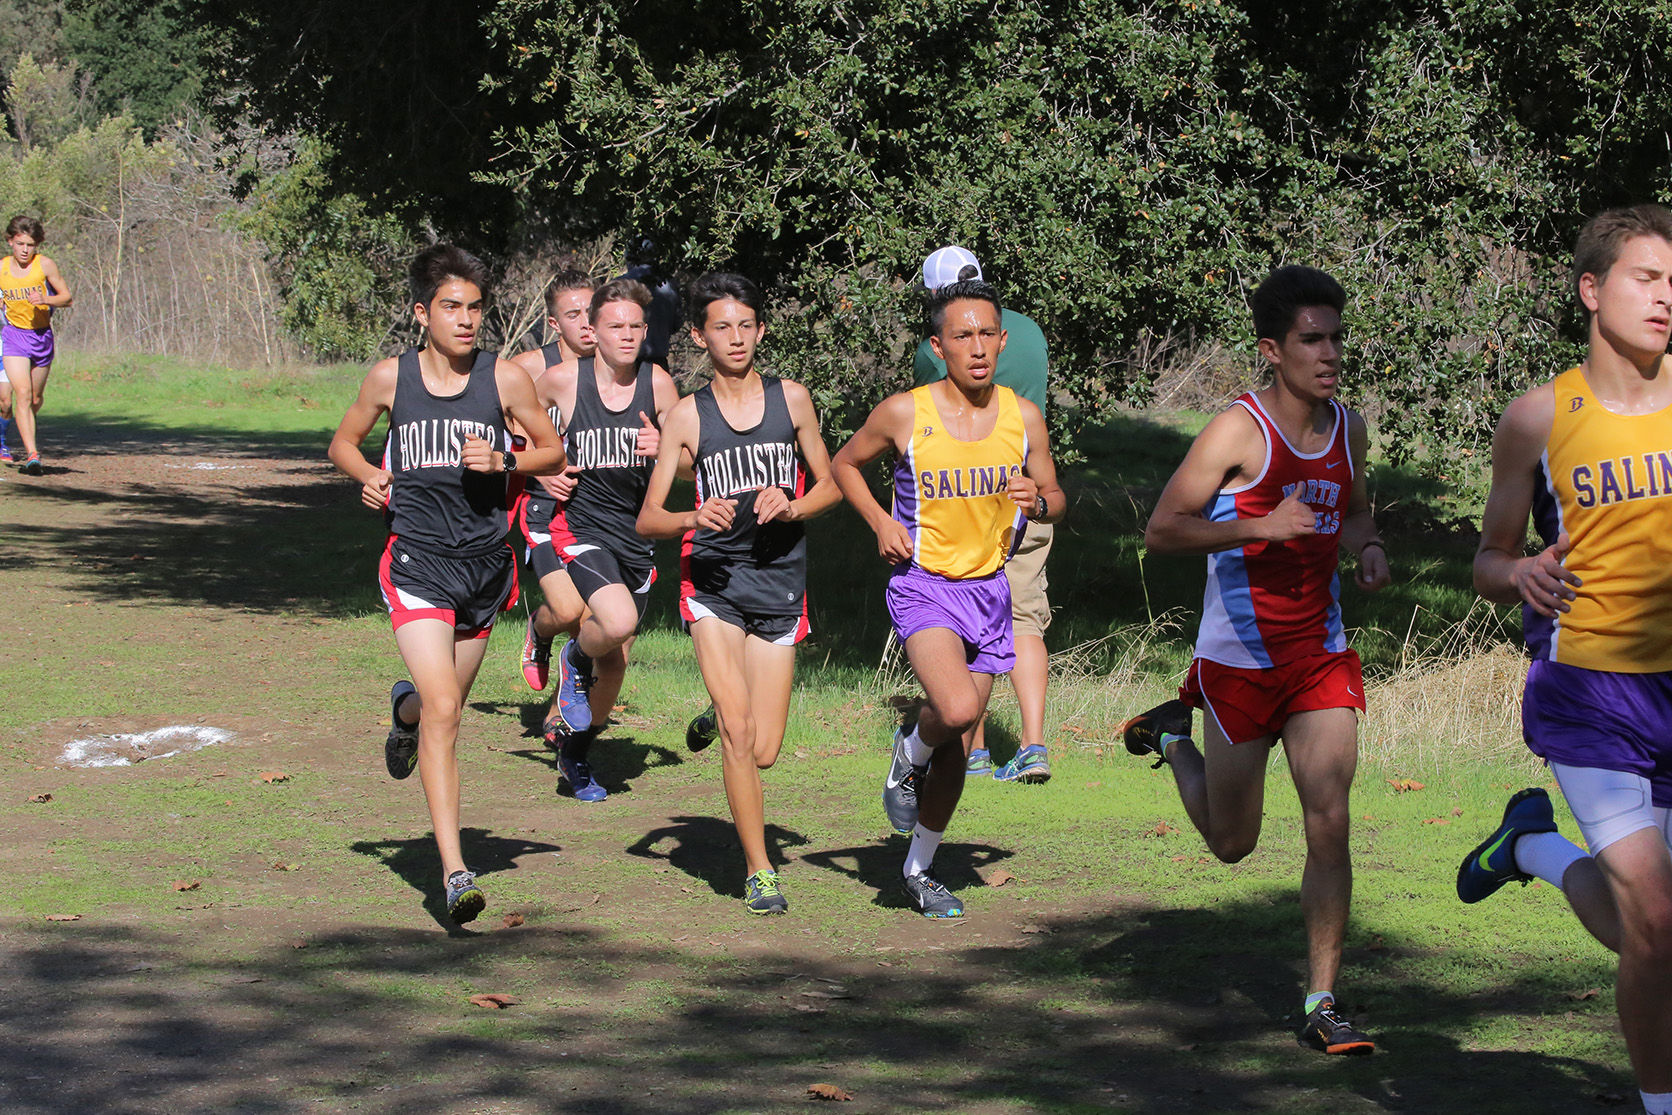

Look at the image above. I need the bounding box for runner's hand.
[1356,544,1391,592]
[694,496,737,532]
[755,486,794,523]
[542,464,582,500]
[361,469,392,510]
[461,435,496,473]
[1262,490,1317,541]
[1007,473,1039,513]
[875,517,913,563]
[1513,531,1581,616]
[635,411,659,458]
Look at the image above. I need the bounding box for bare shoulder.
[661,393,700,438]
[1498,380,1556,438]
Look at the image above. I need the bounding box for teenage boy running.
[1127,265,1390,1053]
[638,272,841,914]
[527,279,678,802]
[832,279,1065,918]
[510,268,597,384]
[1459,204,1672,1115]
[328,244,564,924]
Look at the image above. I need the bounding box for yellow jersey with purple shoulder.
[890,384,1027,579]
[0,256,51,330]
[1528,366,1672,672]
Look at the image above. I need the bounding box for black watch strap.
[1034,494,1048,520]
[501,451,517,474]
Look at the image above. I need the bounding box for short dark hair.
[688,272,765,326]
[544,268,596,315]
[928,279,1003,336]
[408,244,490,308]
[589,278,652,324]
[1572,204,1672,310]
[6,215,44,242]
[1250,265,1345,342]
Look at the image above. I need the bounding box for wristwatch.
[1033,494,1048,520]
[500,451,517,474]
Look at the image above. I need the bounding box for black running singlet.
[685,376,807,615]
[551,357,657,564]
[384,348,512,553]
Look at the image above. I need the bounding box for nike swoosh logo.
[1325,461,1341,469]
[1476,832,1511,868]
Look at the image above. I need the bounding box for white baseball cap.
[921,245,983,291]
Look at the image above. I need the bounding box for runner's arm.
[1338,410,1390,590]
[487,361,564,475]
[327,358,397,508]
[757,379,842,524]
[1474,384,1577,615]
[831,393,914,562]
[1143,406,1314,554]
[37,257,71,307]
[636,397,721,538]
[1008,398,1066,524]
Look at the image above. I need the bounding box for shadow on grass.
[801,838,1015,912]
[0,892,1625,1113]
[627,815,811,899]
[348,827,562,933]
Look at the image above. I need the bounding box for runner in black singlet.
[638,273,841,915]
[328,245,564,925]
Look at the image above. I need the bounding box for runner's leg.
[904,626,995,832]
[3,356,36,459]
[1282,707,1359,998]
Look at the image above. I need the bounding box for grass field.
[0,353,1634,1113]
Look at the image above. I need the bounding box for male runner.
[1128,265,1390,1053]
[1458,204,1672,1115]
[511,269,597,691]
[510,269,597,384]
[832,279,1065,918]
[638,272,841,914]
[328,244,564,924]
[528,278,678,802]
[913,245,1055,783]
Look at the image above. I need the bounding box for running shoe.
[686,705,718,753]
[1296,1000,1374,1055]
[1456,786,1557,903]
[521,616,553,691]
[743,868,788,915]
[883,727,926,835]
[993,744,1052,784]
[966,747,993,775]
[22,454,42,475]
[557,730,607,802]
[385,680,419,780]
[1121,698,1192,769]
[552,640,594,733]
[445,869,485,924]
[0,440,10,463]
[902,870,964,918]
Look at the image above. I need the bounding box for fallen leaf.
[1367,935,1387,951]
[1149,821,1178,837]
[45,913,82,922]
[1421,818,1451,826]
[172,880,201,892]
[501,913,525,929]
[468,993,519,1009]
[26,793,51,804]
[289,940,308,949]
[807,1083,853,1101]
[1020,924,1050,935]
[794,749,809,759]
[1567,987,1602,1001]
[259,771,290,783]
[1386,778,1425,793]
[976,866,1015,887]
[1451,807,1463,816]
[271,861,299,871]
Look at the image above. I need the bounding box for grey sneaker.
[902,870,964,918]
[883,727,926,835]
[445,869,485,924]
[743,868,788,915]
[385,680,419,780]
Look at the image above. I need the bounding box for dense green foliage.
[183,1,1672,458]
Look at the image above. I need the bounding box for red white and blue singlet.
[1193,393,1351,669]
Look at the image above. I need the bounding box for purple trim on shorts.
[2,322,53,366]
[886,563,1015,675]
[1523,658,1672,808]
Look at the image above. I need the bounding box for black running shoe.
[686,705,718,753]
[1120,699,1192,768]
[1296,1000,1374,1055]
[385,680,419,779]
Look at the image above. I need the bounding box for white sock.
[1513,831,1588,890]
[902,726,934,767]
[1642,1090,1672,1115]
[904,824,943,878]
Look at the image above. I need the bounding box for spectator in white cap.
[912,245,1056,785]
